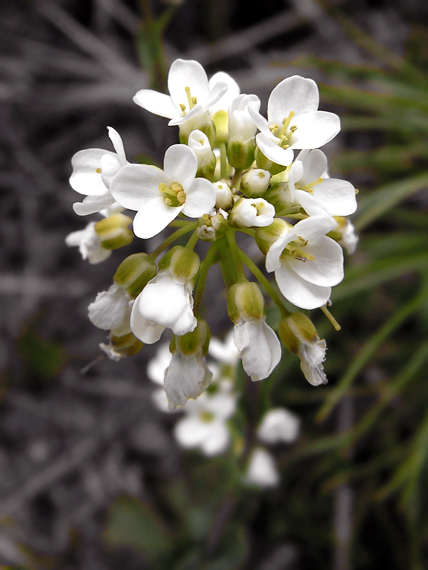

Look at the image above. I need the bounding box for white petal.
[163,144,198,188]
[268,76,319,123]
[240,320,281,381]
[209,71,240,113]
[256,133,294,167]
[287,236,344,287]
[130,297,165,343]
[133,89,178,119]
[182,178,216,218]
[294,189,325,216]
[291,215,338,242]
[70,149,112,196]
[265,228,296,273]
[257,408,300,444]
[109,164,166,211]
[164,353,212,409]
[290,111,341,149]
[73,193,115,216]
[245,448,279,488]
[100,153,123,188]
[234,320,250,352]
[298,149,327,185]
[311,178,357,216]
[174,416,210,447]
[147,343,172,386]
[168,59,210,110]
[107,127,127,164]
[201,422,231,456]
[275,264,332,310]
[133,197,182,239]
[88,285,131,332]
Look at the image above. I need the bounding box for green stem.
[219,142,228,179]
[193,241,219,314]
[226,230,247,283]
[186,230,199,251]
[231,168,242,192]
[149,222,197,260]
[238,249,290,317]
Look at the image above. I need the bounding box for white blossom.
[234,319,281,381]
[164,351,213,410]
[337,219,359,255]
[110,144,216,239]
[266,215,344,310]
[244,447,279,488]
[250,76,340,167]
[65,222,111,264]
[70,127,127,216]
[257,408,300,445]
[88,284,132,337]
[230,198,275,228]
[130,271,197,344]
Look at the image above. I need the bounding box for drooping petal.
[256,133,294,167]
[88,284,131,333]
[311,178,357,216]
[275,263,332,310]
[70,149,112,196]
[289,111,341,149]
[182,178,217,218]
[238,320,281,381]
[268,76,319,124]
[130,296,165,344]
[164,352,212,409]
[73,193,116,216]
[163,144,198,189]
[133,89,179,119]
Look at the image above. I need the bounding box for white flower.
[234,319,281,381]
[244,447,279,488]
[299,337,328,386]
[208,71,241,115]
[88,284,132,336]
[110,144,216,239]
[164,351,213,410]
[257,408,300,445]
[174,388,237,455]
[133,59,229,132]
[250,76,340,167]
[187,130,216,173]
[213,181,234,210]
[70,127,128,216]
[65,222,111,264]
[287,150,357,217]
[147,342,172,386]
[266,215,344,310]
[130,271,197,344]
[230,198,275,228]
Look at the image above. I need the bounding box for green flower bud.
[227,282,265,323]
[95,214,133,250]
[212,109,229,144]
[241,168,271,198]
[110,332,144,357]
[113,253,157,298]
[227,139,255,170]
[197,212,229,242]
[279,313,318,354]
[170,247,200,283]
[174,319,211,357]
[255,218,290,254]
[157,245,183,272]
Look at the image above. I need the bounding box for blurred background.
[1,0,428,568]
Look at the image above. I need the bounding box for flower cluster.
[67,58,358,410]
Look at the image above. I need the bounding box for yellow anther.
[159,181,186,207]
[290,125,298,133]
[164,197,173,206]
[298,178,323,194]
[200,411,215,423]
[179,103,186,112]
[96,168,102,174]
[279,111,295,137]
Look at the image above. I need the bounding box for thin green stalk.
[226,230,247,283]
[149,222,197,260]
[193,241,220,314]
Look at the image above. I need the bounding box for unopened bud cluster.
[66,58,358,409]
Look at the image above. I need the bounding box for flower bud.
[188,130,216,180]
[213,181,234,210]
[197,212,229,242]
[241,169,271,197]
[278,312,319,354]
[255,218,290,254]
[100,332,143,360]
[227,282,265,324]
[212,109,229,144]
[229,198,275,229]
[173,319,211,357]
[227,139,255,170]
[113,253,157,298]
[94,213,133,250]
[169,246,200,283]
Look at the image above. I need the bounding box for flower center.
[297,177,323,195]
[200,411,215,423]
[159,182,186,208]
[269,111,296,148]
[251,202,265,215]
[281,235,314,263]
[179,86,198,114]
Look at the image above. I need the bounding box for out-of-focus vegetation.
[1,0,428,569]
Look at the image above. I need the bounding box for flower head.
[65,222,111,264]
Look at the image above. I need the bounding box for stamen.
[96,168,101,174]
[184,86,196,110]
[159,181,186,207]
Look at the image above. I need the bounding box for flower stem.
[238,249,290,317]
[193,241,219,314]
[226,230,247,283]
[149,222,197,260]
[219,142,228,179]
